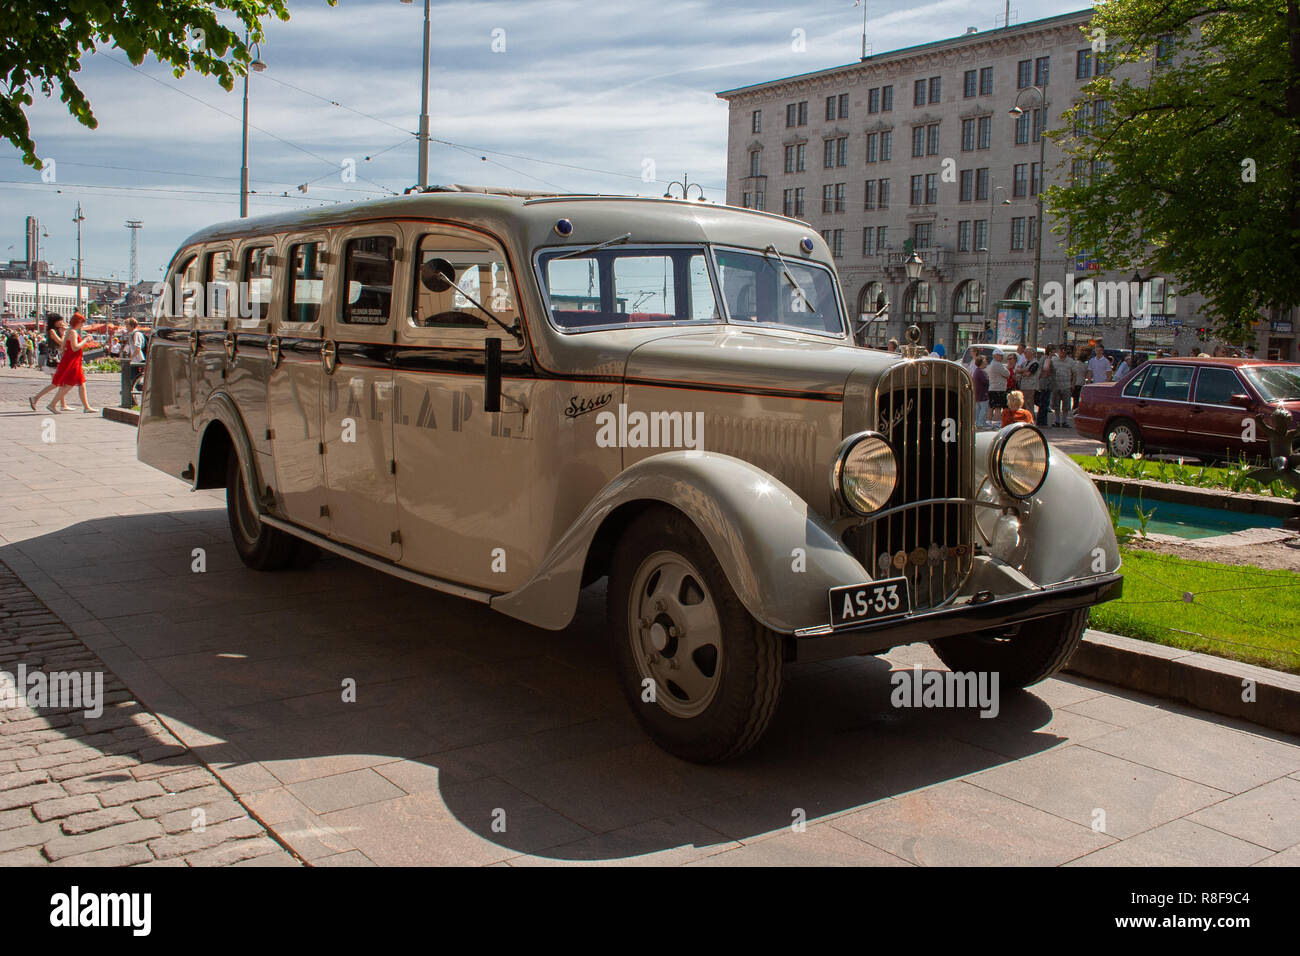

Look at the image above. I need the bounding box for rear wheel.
[930,608,1089,689]
[1105,417,1143,458]
[226,453,296,571]
[608,508,783,763]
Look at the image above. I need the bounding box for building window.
[977,115,991,149]
[824,139,835,169]
[1076,49,1092,80]
[865,132,878,163]
[1015,109,1042,144]
[1093,99,1109,128]
[912,126,925,157]
[751,110,762,133]
[837,136,848,166]
[912,222,932,249]
[958,220,972,252]
[926,123,939,155]
[973,219,988,250]
[742,191,752,209]
[838,92,849,118]
[754,190,765,210]
[879,178,890,208]
[979,66,993,95]
[880,130,892,160]
[1013,162,1028,198]
[783,188,806,217]
[1035,56,1050,86]
[910,174,924,206]
[876,225,889,250]
[785,101,808,127]
[1030,161,1041,195]
[881,85,893,111]
[868,87,880,113]
[1010,217,1026,250]
[749,150,761,177]
[862,227,874,256]
[954,280,983,313]
[820,229,844,257]
[961,118,975,152]
[963,70,977,98]
[835,182,846,211]
[929,76,941,103]
[1017,59,1032,89]
[925,173,938,204]
[914,79,927,107]
[1156,34,1174,67]
[975,167,989,201]
[1028,216,1038,249]
[1095,51,1111,76]
[959,168,973,202]
[905,280,935,314]
[864,179,877,209]
[822,184,834,213]
[826,95,837,121]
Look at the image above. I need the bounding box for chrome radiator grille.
[846,359,975,610]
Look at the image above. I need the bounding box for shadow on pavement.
[3,510,1084,864]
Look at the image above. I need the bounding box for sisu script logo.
[878,397,915,434]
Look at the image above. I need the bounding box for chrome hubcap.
[1109,426,1135,457]
[628,551,722,719]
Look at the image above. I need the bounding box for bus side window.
[342,236,395,325]
[242,246,275,327]
[179,255,202,319]
[287,241,326,325]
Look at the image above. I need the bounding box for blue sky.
[1,0,1083,285]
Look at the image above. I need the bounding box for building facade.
[718,9,1298,360]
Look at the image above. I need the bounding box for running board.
[258,515,496,605]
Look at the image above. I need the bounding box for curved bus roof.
[169,187,828,273]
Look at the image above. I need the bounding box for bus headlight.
[832,432,897,515]
[989,423,1049,499]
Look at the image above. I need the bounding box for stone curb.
[1088,473,1299,521]
[101,406,139,426]
[1069,628,1300,736]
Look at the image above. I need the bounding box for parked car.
[137,187,1122,762]
[1074,357,1300,460]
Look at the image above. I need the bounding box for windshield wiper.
[552,232,633,261]
[763,244,817,313]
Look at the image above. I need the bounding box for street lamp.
[664,174,706,201]
[1009,85,1049,352]
[239,36,267,218]
[401,0,432,190]
[72,203,84,312]
[979,185,1011,335]
[904,249,924,348]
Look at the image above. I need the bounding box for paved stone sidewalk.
[0,562,299,867]
[1,408,1298,866]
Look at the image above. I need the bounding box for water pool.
[1102,491,1283,540]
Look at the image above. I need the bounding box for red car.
[1074,357,1300,461]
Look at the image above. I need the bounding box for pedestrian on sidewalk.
[125,318,147,396]
[34,313,97,414]
[972,355,989,428]
[3,327,18,369]
[1051,344,1075,427]
[987,350,1010,420]
[28,316,72,411]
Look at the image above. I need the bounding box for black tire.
[929,607,1089,689]
[1105,417,1144,458]
[226,453,295,571]
[608,508,783,763]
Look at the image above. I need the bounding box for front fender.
[195,391,264,517]
[974,431,1121,585]
[490,451,870,633]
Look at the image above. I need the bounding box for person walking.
[972,355,989,429]
[34,313,96,413]
[987,350,1010,423]
[3,327,18,369]
[23,331,36,367]
[28,316,72,411]
[125,318,147,396]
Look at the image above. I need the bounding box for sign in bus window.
[242,246,274,327]
[343,236,395,325]
[287,242,325,326]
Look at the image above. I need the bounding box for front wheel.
[929,608,1089,689]
[226,453,296,571]
[608,508,783,763]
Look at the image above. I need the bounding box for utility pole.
[401,0,433,189]
[73,203,85,313]
[126,220,142,289]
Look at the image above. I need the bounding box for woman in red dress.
[27,315,72,412]
[48,313,97,413]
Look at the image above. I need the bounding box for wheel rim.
[231,466,261,545]
[1109,424,1136,457]
[627,551,723,719]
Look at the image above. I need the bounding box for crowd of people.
[969,343,1121,430]
[3,325,40,369]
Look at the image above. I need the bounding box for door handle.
[321,339,338,375]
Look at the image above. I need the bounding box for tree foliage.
[1,1,299,169]
[1047,0,1300,340]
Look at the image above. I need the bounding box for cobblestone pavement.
[1,405,1298,866]
[0,562,298,866]
[0,368,125,410]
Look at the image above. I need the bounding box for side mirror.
[1229,393,1252,408]
[419,258,457,293]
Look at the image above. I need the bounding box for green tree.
[1048,0,1300,340]
[1,1,300,169]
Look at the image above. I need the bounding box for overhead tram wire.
[98,53,402,197]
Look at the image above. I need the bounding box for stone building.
[717,8,1298,360]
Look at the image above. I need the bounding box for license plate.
[829,577,912,628]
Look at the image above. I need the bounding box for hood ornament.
[900,324,928,360]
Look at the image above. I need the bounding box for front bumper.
[790,572,1122,663]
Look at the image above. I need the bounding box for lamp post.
[664,174,706,201]
[1009,86,1048,352]
[32,222,47,328]
[72,203,84,313]
[401,0,432,189]
[239,36,267,218]
[978,186,1011,336]
[904,249,924,349]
